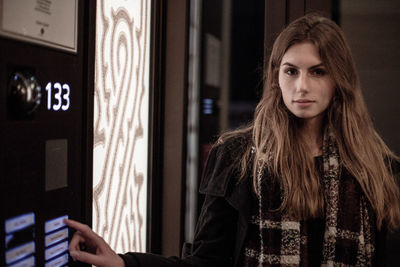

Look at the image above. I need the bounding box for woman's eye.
[284,68,297,75]
[311,68,326,76]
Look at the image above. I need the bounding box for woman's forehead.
[280,42,322,67]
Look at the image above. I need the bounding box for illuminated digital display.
[45,82,70,111]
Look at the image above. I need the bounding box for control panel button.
[45,240,68,261]
[44,253,68,267]
[7,255,35,267]
[45,228,68,247]
[5,241,35,265]
[45,215,68,234]
[5,212,35,234]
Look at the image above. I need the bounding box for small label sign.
[0,0,78,53]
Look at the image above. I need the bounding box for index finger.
[64,219,101,241]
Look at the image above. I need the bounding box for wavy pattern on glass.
[93,0,150,253]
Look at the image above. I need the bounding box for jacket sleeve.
[119,142,239,267]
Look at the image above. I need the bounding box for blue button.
[45,215,68,234]
[45,253,69,267]
[5,213,35,234]
[5,241,35,265]
[7,255,35,267]
[45,228,68,247]
[45,240,68,261]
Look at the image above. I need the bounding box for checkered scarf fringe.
[247,128,375,266]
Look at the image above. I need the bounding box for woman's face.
[278,42,335,124]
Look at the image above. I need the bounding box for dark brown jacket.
[120,135,397,266]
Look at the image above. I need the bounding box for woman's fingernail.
[70,250,78,261]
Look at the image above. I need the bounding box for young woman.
[66,14,400,266]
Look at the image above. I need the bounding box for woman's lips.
[293,99,314,107]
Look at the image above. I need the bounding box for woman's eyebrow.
[309,63,325,69]
[281,62,324,68]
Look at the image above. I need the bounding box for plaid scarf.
[243,128,376,266]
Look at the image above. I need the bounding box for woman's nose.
[295,73,309,94]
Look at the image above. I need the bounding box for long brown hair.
[220,14,400,230]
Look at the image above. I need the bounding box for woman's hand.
[64,219,125,267]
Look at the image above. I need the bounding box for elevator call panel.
[0,0,94,266]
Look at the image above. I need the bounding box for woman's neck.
[300,117,324,157]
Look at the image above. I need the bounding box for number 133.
[45,82,71,111]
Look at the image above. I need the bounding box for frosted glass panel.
[93,0,150,253]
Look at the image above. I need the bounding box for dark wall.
[229,0,265,129]
[339,1,400,264]
[340,0,400,155]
